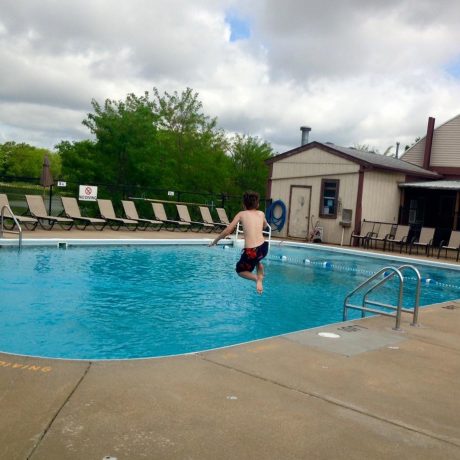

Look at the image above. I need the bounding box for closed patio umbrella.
[40,155,54,188]
[40,154,54,214]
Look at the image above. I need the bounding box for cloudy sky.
[1,0,460,155]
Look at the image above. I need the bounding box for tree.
[58,87,273,201]
[82,92,160,192]
[151,88,231,192]
[229,134,273,196]
[55,140,98,184]
[0,142,59,178]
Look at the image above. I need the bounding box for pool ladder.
[1,204,23,249]
[343,265,421,331]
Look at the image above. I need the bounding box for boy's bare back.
[237,209,266,248]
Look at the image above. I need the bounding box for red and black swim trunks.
[236,241,269,273]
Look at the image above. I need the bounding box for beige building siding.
[361,171,404,224]
[429,114,460,167]
[270,147,358,180]
[401,114,460,168]
[401,139,425,167]
[270,149,360,244]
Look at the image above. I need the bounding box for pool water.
[0,244,459,360]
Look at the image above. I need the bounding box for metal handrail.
[343,264,421,331]
[1,205,23,249]
[363,265,421,327]
[235,222,272,251]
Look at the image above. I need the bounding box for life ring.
[266,200,286,231]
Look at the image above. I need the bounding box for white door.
[288,186,311,238]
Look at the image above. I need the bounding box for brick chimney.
[423,117,435,170]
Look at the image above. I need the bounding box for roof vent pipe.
[300,126,311,146]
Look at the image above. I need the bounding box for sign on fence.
[79,185,98,201]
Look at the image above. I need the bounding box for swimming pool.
[1,242,459,360]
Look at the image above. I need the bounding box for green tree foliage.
[151,88,232,192]
[229,134,273,196]
[0,141,59,178]
[55,140,98,184]
[57,87,272,200]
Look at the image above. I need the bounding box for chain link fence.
[0,176,269,223]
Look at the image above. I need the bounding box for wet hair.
[243,191,260,210]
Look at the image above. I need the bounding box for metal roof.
[399,180,460,190]
[267,141,440,178]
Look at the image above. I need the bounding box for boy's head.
[243,191,260,210]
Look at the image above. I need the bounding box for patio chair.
[151,202,190,231]
[384,225,410,252]
[216,207,230,225]
[367,223,393,249]
[350,220,374,247]
[25,194,74,230]
[61,197,107,231]
[121,200,162,231]
[0,194,38,231]
[437,230,460,262]
[409,227,435,256]
[176,204,214,233]
[199,206,226,232]
[97,199,138,231]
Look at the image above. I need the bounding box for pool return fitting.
[343,264,421,331]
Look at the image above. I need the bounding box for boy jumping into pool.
[209,191,269,294]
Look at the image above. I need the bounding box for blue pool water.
[0,244,459,360]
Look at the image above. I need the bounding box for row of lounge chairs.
[351,220,460,261]
[0,194,231,234]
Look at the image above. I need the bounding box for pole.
[49,184,53,216]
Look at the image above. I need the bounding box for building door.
[287,186,311,238]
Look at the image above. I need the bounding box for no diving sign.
[79,185,98,201]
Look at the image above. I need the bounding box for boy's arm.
[261,211,269,229]
[209,212,241,246]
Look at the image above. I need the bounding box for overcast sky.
[1,0,460,155]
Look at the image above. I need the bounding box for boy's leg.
[237,271,257,282]
[256,262,264,294]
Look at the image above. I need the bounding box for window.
[319,179,340,218]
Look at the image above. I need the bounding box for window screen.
[320,179,339,218]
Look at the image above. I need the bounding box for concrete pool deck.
[1,229,460,459]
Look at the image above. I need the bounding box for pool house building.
[265,116,460,246]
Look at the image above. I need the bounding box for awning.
[399,180,460,191]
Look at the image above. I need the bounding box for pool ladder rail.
[235,222,272,251]
[343,265,421,331]
[1,204,22,249]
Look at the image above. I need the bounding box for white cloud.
[1,0,460,155]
